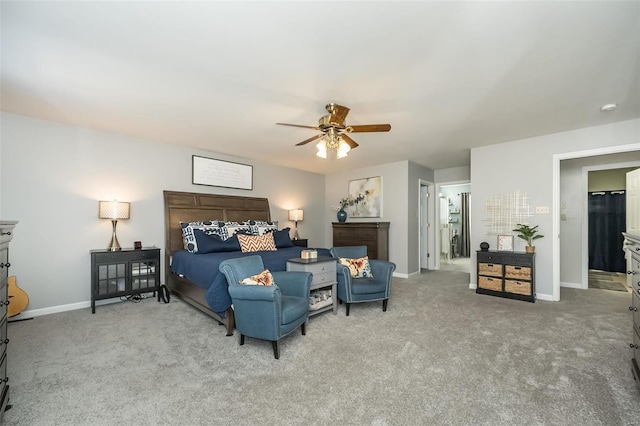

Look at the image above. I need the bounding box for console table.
[476,250,535,303]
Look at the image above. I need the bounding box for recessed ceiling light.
[600,103,618,112]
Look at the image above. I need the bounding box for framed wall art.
[497,235,514,252]
[348,176,382,218]
[192,155,253,190]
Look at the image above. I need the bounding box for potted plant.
[512,224,544,253]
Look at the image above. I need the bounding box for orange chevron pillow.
[237,233,277,253]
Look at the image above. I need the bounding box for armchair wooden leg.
[346,303,350,316]
[239,334,245,345]
[272,341,280,359]
[301,322,306,335]
[383,299,388,312]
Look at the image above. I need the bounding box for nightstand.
[291,239,308,248]
[286,256,337,316]
[90,247,161,313]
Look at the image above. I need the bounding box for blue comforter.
[171,247,331,315]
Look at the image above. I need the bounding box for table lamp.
[288,209,304,240]
[99,200,130,251]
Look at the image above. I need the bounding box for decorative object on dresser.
[512,223,544,254]
[624,232,640,391]
[329,245,396,316]
[476,250,535,303]
[480,241,490,251]
[90,247,160,313]
[332,222,390,261]
[287,256,338,317]
[0,220,18,418]
[497,235,514,252]
[288,209,303,240]
[98,200,131,251]
[219,256,312,359]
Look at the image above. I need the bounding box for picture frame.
[192,155,253,190]
[348,176,382,218]
[497,235,514,252]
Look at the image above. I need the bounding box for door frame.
[553,143,640,301]
[418,179,435,270]
[434,180,470,270]
[580,161,640,289]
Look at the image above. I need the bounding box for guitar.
[7,276,29,318]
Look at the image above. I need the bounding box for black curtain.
[588,191,626,273]
[460,192,471,257]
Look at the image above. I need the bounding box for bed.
[164,190,328,336]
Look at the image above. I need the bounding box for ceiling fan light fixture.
[315,141,327,159]
[337,139,351,159]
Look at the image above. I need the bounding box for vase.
[337,209,347,223]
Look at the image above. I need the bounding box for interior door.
[420,184,429,269]
[627,168,640,235]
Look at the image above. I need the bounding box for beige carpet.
[4,270,640,425]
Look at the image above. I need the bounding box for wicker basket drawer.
[504,265,531,280]
[478,263,502,277]
[505,279,532,296]
[478,276,502,291]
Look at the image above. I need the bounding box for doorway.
[438,183,471,272]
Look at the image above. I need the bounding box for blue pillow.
[270,227,293,248]
[193,229,241,253]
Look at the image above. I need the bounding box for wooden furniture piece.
[0,220,17,418]
[164,190,276,336]
[624,232,640,391]
[287,256,338,316]
[476,250,535,303]
[90,247,160,313]
[332,222,390,261]
[291,239,308,248]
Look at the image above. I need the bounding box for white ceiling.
[2,1,639,174]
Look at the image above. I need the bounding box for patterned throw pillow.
[239,269,275,286]
[247,220,279,236]
[338,256,374,278]
[180,221,226,252]
[223,221,253,239]
[237,233,277,253]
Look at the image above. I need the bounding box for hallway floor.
[588,269,629,292]
[440,256,471,273]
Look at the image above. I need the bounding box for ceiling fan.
[276,103,391,159]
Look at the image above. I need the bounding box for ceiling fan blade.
[326,103,350,125]
[295,134,324,146]
[276,122,320,130]
[341,134,359,149]
[348,124,391,133]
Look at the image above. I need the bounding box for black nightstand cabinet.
[291,239,308,248]
[90,247,161,313]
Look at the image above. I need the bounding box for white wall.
[0,113,326,314]
[325,160,434,276]
[471,118,640,300]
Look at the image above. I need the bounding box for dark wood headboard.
[163,190,271,257]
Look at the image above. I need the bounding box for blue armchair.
[219,255,312,359]
[329,246,396,316]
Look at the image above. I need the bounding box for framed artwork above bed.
[192,155,253,190]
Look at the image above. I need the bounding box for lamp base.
[293,226,300,240]
[107,220,122,251]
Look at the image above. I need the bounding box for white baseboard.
[17,298,122,319]
[393,271,421,279]
[469,283,477,289]
[560,281,584,289]
[535,293,556,301]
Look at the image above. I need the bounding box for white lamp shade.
[288,209,304,221]
[99,200,130,220]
